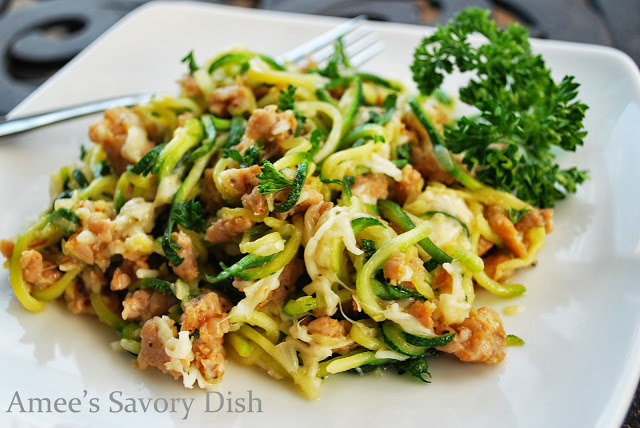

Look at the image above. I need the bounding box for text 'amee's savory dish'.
[1,9,588,399]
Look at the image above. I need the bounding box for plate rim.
[2,2,640,427]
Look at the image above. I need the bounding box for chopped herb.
[274,160,309,213]
[223,144,262,168]
[314,88,335,105]
[323,76,351,90]
[505,208,530,225]
[257,160,293,195]
[278,85,297,111]
[362,239,376,260]
[393,143,412,169]
[396,356,432,383]
[162,236,183,267]
[171,200,205,232]
[80,145,88,160]
[192,329,200,339]
[278,85,306,137]
[181,50,199,74]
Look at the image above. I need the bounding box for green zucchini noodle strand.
[247,57,327,92]
[296,101,343,162]
[9,223,48,312]
[356,220,432,322]
[32,263,85,302]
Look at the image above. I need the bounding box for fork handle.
[0,93,154,138]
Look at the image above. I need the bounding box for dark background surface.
[1,0,639,426]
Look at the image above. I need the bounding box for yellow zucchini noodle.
[1,42,556,400]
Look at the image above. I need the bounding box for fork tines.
[281,15,382,69]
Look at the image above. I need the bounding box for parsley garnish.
[257,160,293,195]
[223,144,262,168]
[411,8,589,207]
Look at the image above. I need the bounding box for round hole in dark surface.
[40,18,87,39]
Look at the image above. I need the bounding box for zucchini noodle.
[9,227,46,312]
[247,57,326,92]
[297,101,343,163]
[356,221,432,321]
[31,263,85,301]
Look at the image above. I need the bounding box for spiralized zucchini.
[1,41,557,400]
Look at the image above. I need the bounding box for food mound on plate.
[0,9,587,399]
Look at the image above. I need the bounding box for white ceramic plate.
[1,2,639,427]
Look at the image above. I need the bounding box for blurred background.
[0,0,638,426]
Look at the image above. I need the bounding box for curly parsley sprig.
[411,7,589,208]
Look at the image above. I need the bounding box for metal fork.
[0,16,381,138]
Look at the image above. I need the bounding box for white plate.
[1,2,640,427]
